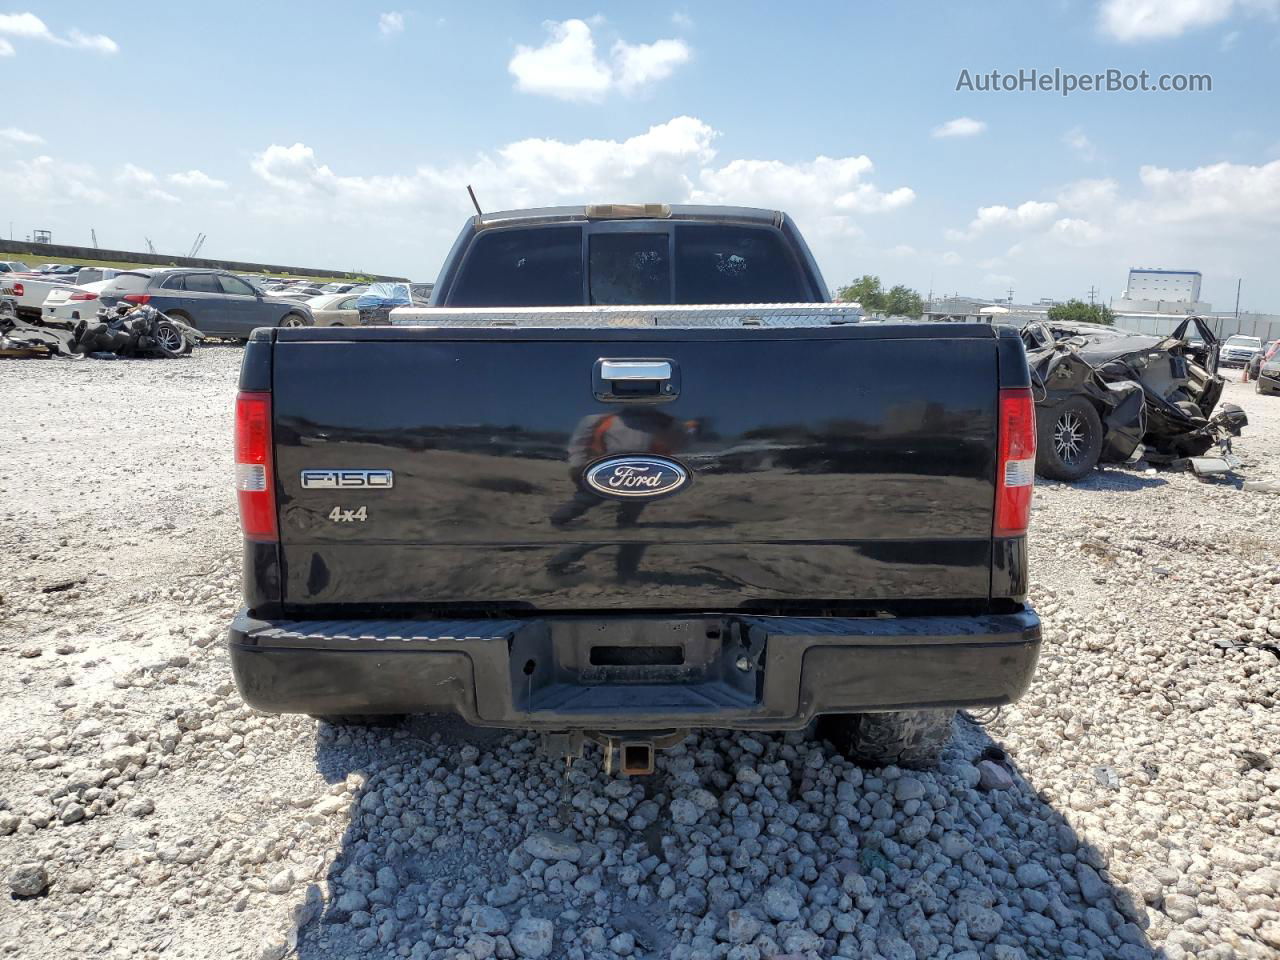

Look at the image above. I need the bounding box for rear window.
[674,225,810,303]
[449,226,584,307]
[100,273,152,294]
[590,233,669,304]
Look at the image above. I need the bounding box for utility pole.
[1234,279,1241,319]
[91,228,98,249]
[1006,286,1014,303]
[1087,285,1097,306]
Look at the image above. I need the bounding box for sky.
[2,1,1278,310]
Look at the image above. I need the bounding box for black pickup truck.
[228,204,1041,771]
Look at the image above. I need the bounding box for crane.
[187,233,207,258]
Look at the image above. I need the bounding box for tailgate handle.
[600,360,671,381]
[594,357,680,402]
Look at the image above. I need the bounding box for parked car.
[227,203,1043,771]
[278,285,325,302]
[1245,339,1279,381]
[319,282,367,294]
[96,268,312,339]
[1254,345,1280,395]
[44,279,114,321]
[298,293,360,327]
[304,293,363,326]
[1220,334,1263,367]
[0,260,30,274]
[1,272,78,320]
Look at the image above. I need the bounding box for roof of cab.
[473,204,786,229]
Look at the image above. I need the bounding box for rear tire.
[820,709,956,769]
[280,313,307,328]
[1035,397,1103,481]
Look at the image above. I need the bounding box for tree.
[883,284,924,318]
[1046,299,1115,326]
[836,275,925,318]
[838,275,884,311]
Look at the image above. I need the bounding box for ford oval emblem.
[584,456,690,500]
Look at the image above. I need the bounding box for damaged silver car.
[1020,316,1246,481]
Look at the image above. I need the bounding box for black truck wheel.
[1035,397,1103,481]
[820,709,956,768]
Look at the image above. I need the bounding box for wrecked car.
[0,302,202,360]
[1020,316,1246,480]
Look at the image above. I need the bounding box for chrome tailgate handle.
[600,359,672,381]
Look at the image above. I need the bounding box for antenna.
[466,185,483,218]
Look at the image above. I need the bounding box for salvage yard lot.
[0,348,1277,960]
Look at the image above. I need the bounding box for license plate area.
[508,618,765,714]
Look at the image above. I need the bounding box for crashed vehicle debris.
[0,302,202,360]
[1020,316,1246,481]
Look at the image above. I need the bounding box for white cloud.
[168,169,229,190]
[693,155,914,240]
[378,12,404,37]
[1137,158,1280,223]
[612,38,691,94]
[116,163,178,203]
[1220,28,1240,48]
[1096,0,1276,42]
[1050,217,1105,246]
[66,29,117,53]
[0,126,43,144]
[508,19,690,102]
[951,200,1059,241]
[1063,127,1096,161]
[0,12,117,55]
[0,155,109,205]
[931,117,987,139]
[246,116,913,280]
[1057,178,1119,210]
[0,12,47,37]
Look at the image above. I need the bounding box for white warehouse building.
[1124,268,1202,303]
[1112,267,1210,316]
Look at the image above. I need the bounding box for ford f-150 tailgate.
[261,322,1026,615]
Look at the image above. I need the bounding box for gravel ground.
[0,349,1277,960]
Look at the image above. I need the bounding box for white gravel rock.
[1,356,1278,960]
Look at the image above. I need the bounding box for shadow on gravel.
[284,714,1167,960]
[1070,469,1169,493]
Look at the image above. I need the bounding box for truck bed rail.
[388,302,865,328]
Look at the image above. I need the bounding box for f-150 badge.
[584,456,689,500]
[300,470,393,489]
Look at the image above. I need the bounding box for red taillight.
[994,387,1036,538]
[235,391,278,542]
[70,291,97,301]
[123,294,151,305]
[11,283,22,297]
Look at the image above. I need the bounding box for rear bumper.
[228,608,1041,731]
